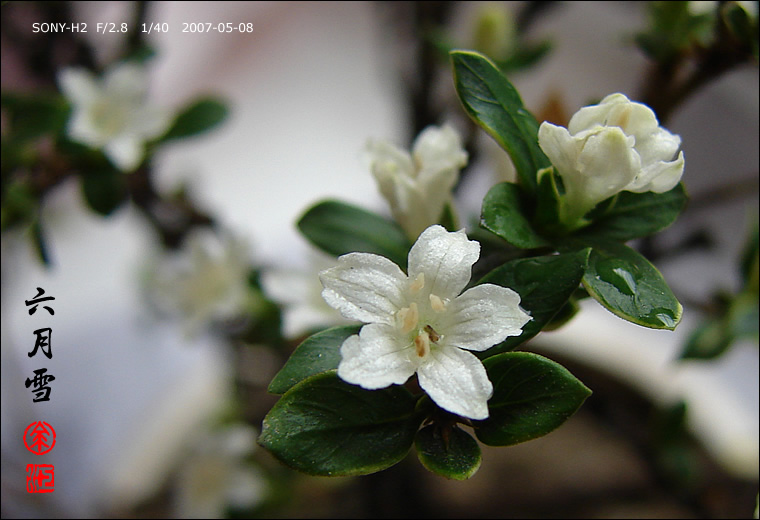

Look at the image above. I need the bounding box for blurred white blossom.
[147,229,252,334]
[367,124,468,240]
[260,252,351,339]
[58,62,172,172]
[538,93,684,227]
[320,225,530,420]
[174,423,266,519]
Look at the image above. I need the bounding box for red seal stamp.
[26,464,55,493]
[23,421,56,455]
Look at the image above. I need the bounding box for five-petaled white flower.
[319,225,531,420]
[58,62,172,172]
[538,93,685,227]
[147,229,252,335]
[367,124,468,240]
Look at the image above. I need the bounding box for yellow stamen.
[414,331,430,358]
[398,302,419,334]
[429,293,445,312]
[409,272,425,295]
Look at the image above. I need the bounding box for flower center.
[396,272,448,359]
[412,325,443,358]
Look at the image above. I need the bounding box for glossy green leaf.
[415,425,481,480]
[583,241,682,330]
[80,168,128,216]
[268,325,361,394]
[451,50,550,191]
[477,248,590,356]
[259,371,422,476]
[298,200,412,269]
[476,352,591,446]
[480,182,549,248]
[576,184,688,242]
[162,97,228,141]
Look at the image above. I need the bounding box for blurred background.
[1,1,757,518]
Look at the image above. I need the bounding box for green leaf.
[728,293,759,340]
[679,319,732,360]
[533,166,564,234]
[161,97,228,141]
[480,182,549,248]
[575,184,688,242]
[583,241,682,329]
[1,179,37,229]
[258,371,422,476]
[298,200,412,269]
[268,325,361,394]
[415,425,481,480]
[477,248,590,356]
[451,50,550,191]
[80,168,128,216]
[542,298,580,331]
[476,352,591,446]
[1,93,69,141]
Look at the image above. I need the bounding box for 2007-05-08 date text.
[142,22,256,34]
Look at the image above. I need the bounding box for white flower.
[319,225,531,420]
[367,124,468,240]
[174,424,267,518]
[260,252,351,338]
[147,229,252,334]
[58,62,172,172]
[538,93,685,226]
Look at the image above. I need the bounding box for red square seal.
[26,464,54,493]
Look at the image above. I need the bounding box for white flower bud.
[538,93,684,226]
[367,124,468,240]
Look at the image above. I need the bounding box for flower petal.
[367,139,415,185]
[627,151,684,193]
[132,106,173,140]
[58,68,100,106]
[537,122,581,183]
[439,284,531,351]
[105,136,143,171]
[337,323,417,389]
[572,127,639,209]
[633,127,681,168]
[320,252,407,325]
[407,225,479,300]
[104,62,149,101]
[412,124,468,176]
[417,347,493,420]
